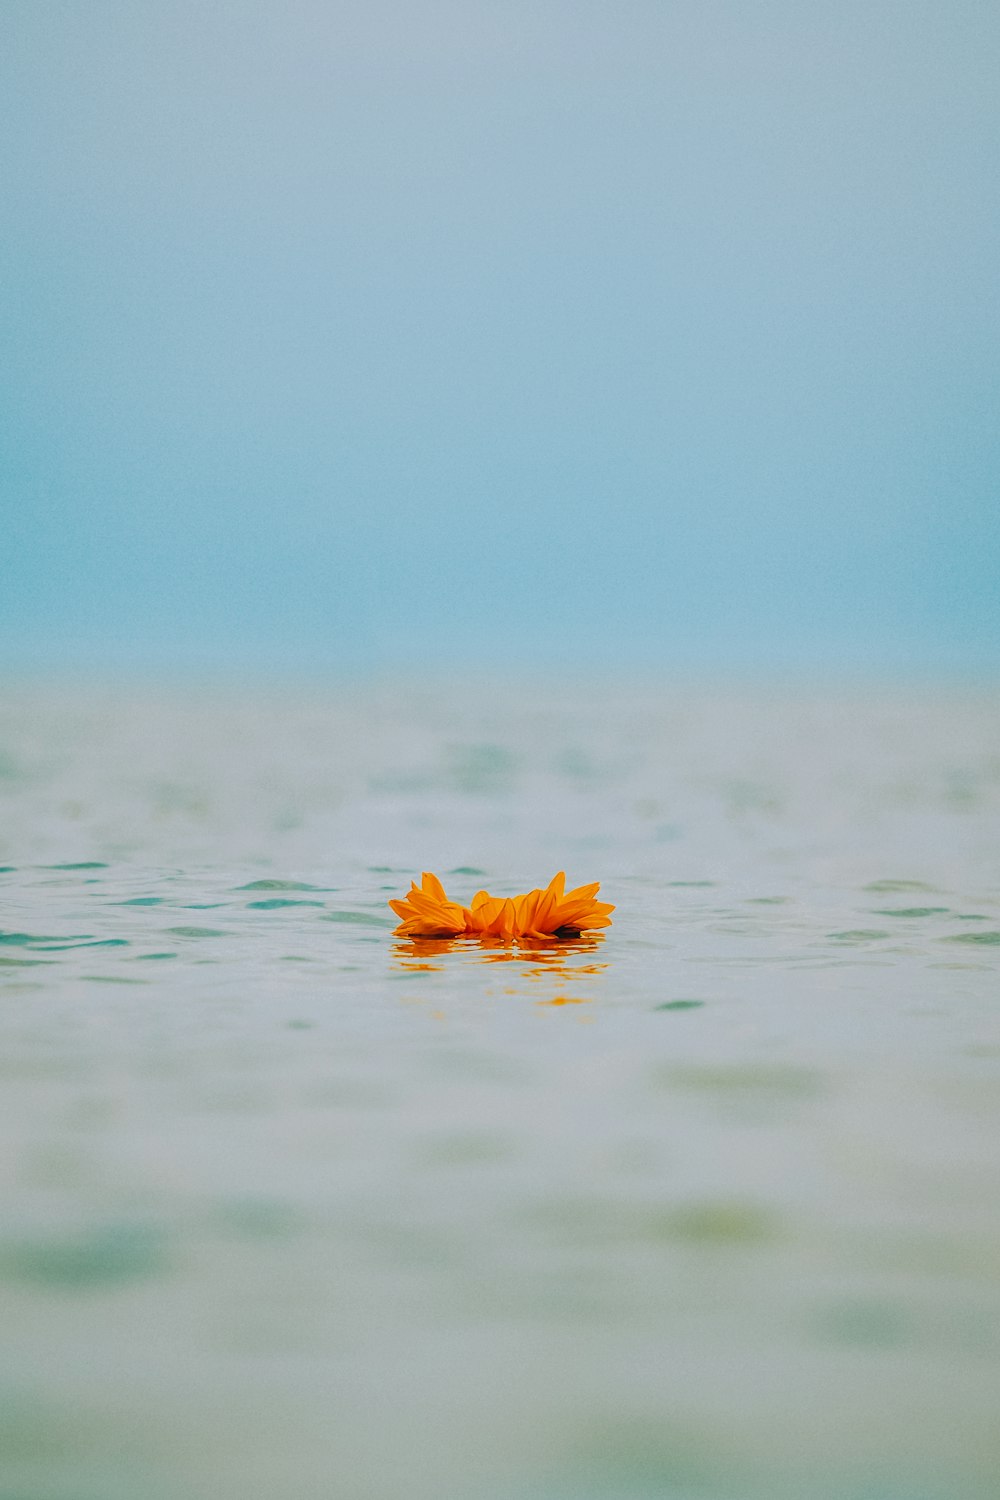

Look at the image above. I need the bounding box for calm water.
[2,677,999,1500]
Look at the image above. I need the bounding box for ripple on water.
[246,898,325,909]
[322,910,394,927]
[237,879,328,891]
[541,1413,725,1500]
[811,1296,910,1349]
[3,931,129,953]
[653,1062,827,1122]
[212,1196,302,1241]
[864,879,938,893]
[518,1194,780,1249]
[872,907,950,917]
[3,1222,169,1290]
[165,926,228,938]
[35,939,129,951]
[44,862,109,870]
[652,1199,779,1246]
[654,1062,826,1101]
[828,930,890,942]
[79,975,148,984]
[1,931,89,945]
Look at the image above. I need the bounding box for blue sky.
[2,1,998,670]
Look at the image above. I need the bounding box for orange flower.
[388,871,614,943]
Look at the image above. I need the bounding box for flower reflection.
[391,931,608,1007]
[393,932,606,965]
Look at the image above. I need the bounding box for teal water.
[1,678,999,1500]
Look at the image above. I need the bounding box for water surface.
[1,678,999,1499]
